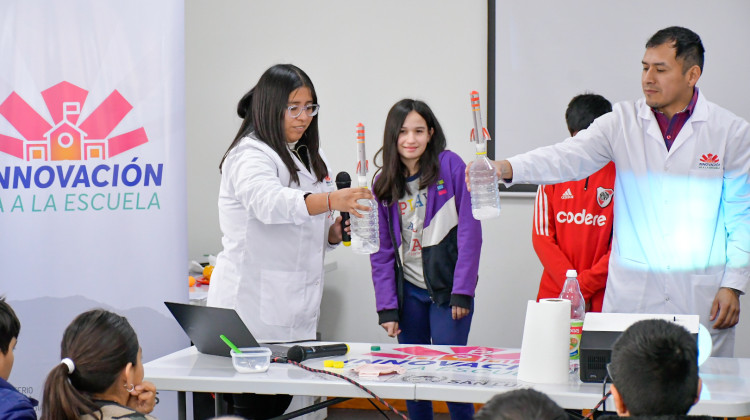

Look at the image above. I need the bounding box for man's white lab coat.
[508,91,750,356]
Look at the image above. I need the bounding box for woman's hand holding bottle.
[330,188,373,217]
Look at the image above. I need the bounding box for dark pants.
[230,393,293,419]
[398,280,475,420]
[193,393,293,420]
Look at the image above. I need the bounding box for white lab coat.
[508,91,750,356]
[207,133,336,343]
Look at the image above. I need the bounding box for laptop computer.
[165,301,289,358]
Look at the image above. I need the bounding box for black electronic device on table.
[579,312,700,383]
[165,301,290,358]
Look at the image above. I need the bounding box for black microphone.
[286,343,349,363]
[335,171,352,246]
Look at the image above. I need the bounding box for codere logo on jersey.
[557,209,607,226]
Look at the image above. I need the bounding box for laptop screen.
[165,302,261,356]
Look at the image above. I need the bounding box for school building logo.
[0,81,148,161]
[698,153,721,169]
[0,81,163,214]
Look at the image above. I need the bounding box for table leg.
[177,391,186,420]
[215,392,227,416]
[271,397,350,420]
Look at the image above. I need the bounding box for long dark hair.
[219,64,328,184]
[372,99,446,204]
[41,309,140,420]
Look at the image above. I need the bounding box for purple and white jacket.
[369,150,482,324]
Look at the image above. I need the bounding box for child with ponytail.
[41,309,157,420]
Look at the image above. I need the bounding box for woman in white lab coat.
[207,64,371,418]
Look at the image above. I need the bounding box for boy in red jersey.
[533,94,614,311]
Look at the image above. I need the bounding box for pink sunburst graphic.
[0,81,148,161]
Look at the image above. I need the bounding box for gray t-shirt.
[399,175,428,288]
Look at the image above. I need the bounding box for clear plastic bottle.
[559,269,586,374]
[467,91,501,220]
[469,143,501,220]
[351,192,379,254]
[350,123,380,254]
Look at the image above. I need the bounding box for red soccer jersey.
[532,162,615,312]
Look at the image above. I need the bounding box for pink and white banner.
[0,0,186,416]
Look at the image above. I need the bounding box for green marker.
[220,334,242,354]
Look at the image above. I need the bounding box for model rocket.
[355,123,369,187]
[470,91,492,151]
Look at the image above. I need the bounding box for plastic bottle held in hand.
[351,194,379,254]
[469,145,501,220]
[350,123,380,254]
[468,91,501,220]
[559,269,586,374]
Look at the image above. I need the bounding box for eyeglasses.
[287,104,320,118]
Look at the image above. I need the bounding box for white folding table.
[144,343,750,419]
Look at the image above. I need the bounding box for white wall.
[186,0,486,255]
[495,1,750,157]
[186,1,750,356]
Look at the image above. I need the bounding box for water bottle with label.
[350,123,380,254]
[559,269,586,374]
[467,91,501,220]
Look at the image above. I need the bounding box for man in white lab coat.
[476,26,750,356]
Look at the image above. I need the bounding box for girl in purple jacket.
[370,99,482,420]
